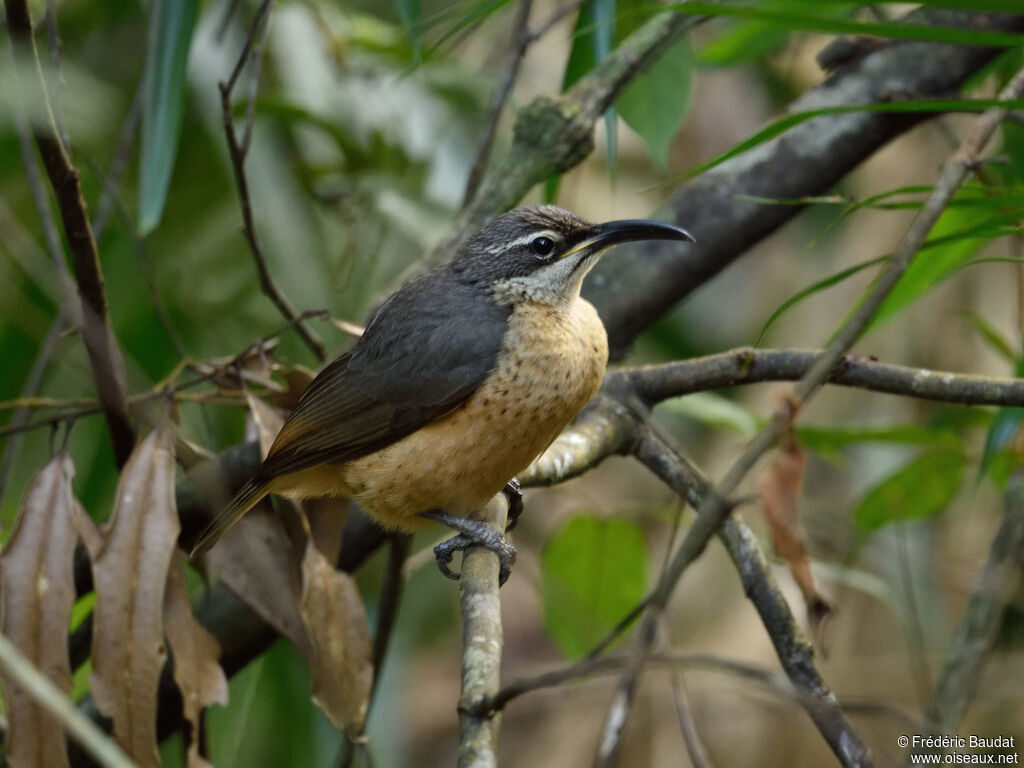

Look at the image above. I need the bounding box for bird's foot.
[419,510,517,586]
[503,477,524,532]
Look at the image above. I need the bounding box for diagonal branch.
[4,0,136,467]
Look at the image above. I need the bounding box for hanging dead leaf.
[205,506,309,655]
[89,418,181,768]
[755,433,833,646]
[164,558,228,768]
[244,392,285,457]
[299,536,373,739]
[302,497,350,564]
[0,453,80,768]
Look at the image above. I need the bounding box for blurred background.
[1,1,1023,766]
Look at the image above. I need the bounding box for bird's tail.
[190,477,270,556]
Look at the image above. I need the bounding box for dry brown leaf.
[299,536,373,738]
[269,365,316,411]
[303,497,349,564]
[0,453,80,768]
[755,434,833,645]
[204,505,309,655]
[244,392,285,457]
[89,419,181,768]
[164,558,228,768]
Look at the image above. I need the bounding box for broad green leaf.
[617,36,693,167]
[757,256,888,345]
[138,0,199,235]
[854,450,966,533]
[542,516,647,660]
[658,391,759,437]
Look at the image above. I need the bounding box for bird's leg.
[419,510,517,586]
[503,477,524,532]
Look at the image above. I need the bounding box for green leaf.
[563,0,620,170]
[757,256,888,345]
[980,407,1024,486]
[958,310,1017,363]
[696,18,791,66]
[393,0,422,58]
[658,392,759,437]
[667,99,1018,184]
[669,2,1024,48]
[617,36,693,167]
[859,205,1005,334]
[799,423,962,463]
[138,0,199,235]
[854,450,966,533]
[542,516,648,660]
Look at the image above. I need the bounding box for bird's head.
[450,205,695,308]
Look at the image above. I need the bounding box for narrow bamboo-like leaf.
[958,310,1017,363]
[799,423,963,463]
[757,256,889,345]
[0,454,80,768]
[659,391,759,437]
[669,99,1017,183]
[696,18,791,66]
[298,538,373,737]
[854,450,966,533]
[542,516,647,659]
[861,206,1008,334]
[90,419,180,768]
[138,0,199,234]
[563,0,619,168]
[668,3,1024,48]
[393,0,422,58]
[163,559,228,768]
[617,36,693,167]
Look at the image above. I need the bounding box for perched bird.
[191,205,694,581]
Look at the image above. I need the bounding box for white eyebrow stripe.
[505,229,562,251]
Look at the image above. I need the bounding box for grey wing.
[256,272,510,480]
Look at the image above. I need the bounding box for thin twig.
[0,631,137,768]
[461,0,534,208]
[457,494,509,768]
[670,669,715,768]
[5,0,137,467]
[219,0,325,361]
[92,82,144,242]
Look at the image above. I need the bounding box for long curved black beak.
[564,219,695,259]
[593,218,695,247]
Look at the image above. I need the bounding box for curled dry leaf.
[164,558,228,768]
[755,432,833,645]
[299,536,373,739]
[0,453,80,768]
[204,393,308,651]
[89,419,181,768]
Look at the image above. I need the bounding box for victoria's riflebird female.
[191,205,694,582]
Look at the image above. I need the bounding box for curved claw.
[503,478,524,532]
[420,510,518,586]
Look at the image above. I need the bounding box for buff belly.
[270,297,608,531]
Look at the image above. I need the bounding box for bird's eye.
[531,236,555,258]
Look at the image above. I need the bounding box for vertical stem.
[457,495,509,768]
